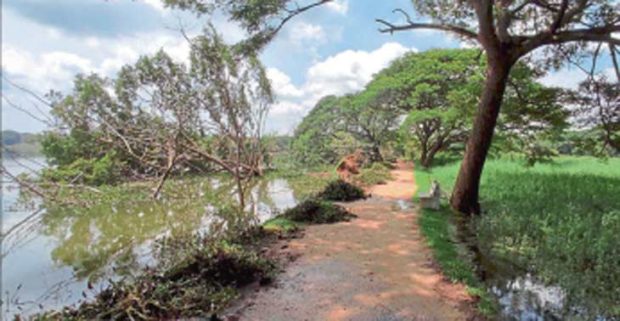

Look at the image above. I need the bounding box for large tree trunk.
[450,57,513,215]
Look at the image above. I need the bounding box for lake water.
[1,157,308,319]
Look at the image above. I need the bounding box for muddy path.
[225,161,476,321]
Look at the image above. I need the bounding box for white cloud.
[2,45,94,90]
[85,37,102,49]
[265,42,416,134]
[304,42,414,99]
[540,68,586,89]
[267,68,304,99]
[270,101,305,116]
[325,0,349,15]
[2,31,194,93]
[141,0,167,12]
[288,22,327,45]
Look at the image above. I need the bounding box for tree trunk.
[371,144,384,163]
[450,57,513,215]
[421,141,443,168]
[419,142,429,168]
[420,151,431,168]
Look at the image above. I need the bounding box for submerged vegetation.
[35,233,276,321]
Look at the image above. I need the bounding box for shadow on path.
[225,161,476,321]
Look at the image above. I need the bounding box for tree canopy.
[293,49,568,167]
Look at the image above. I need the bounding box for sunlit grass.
[415,156,620,317]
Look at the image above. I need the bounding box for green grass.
[415,156,620,318]
[262,217,299,233]
[415,171,496,316]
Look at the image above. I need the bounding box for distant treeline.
[2,130,43,157]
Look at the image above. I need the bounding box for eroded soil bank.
[224,162,478,321]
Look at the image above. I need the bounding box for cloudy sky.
[0,0,605,134]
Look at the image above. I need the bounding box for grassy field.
[414,156,620,317]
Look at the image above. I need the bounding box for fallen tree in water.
[29,227,278,321]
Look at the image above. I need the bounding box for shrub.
[318,179,366,202]
[354,162,392,186]
[282,198,356,224]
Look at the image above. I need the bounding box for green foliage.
[262,217,299,233]
[556,129,619,157]
[362,48,567,167]
[287,49,565,169]
[317,179,366,202]
[40,28,272,193]
[353,162,392,186]
[41,129,101,167]
[416,157,620,317]
[281,198,356,224]
[41,152,123,186]
[290,96,347,165]
[291,91,401,165]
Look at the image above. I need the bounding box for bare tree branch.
[375,15,477,39]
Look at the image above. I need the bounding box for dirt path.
[225,161,475,321]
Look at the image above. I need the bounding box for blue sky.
[0,0,603,134]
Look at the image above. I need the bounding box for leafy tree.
[291,96,344,165]
[292,92,400,165]
[365,49,567,168]
[342,91,401,162]
[370,49,481,167]
[569,75,619,156]
[44,28,272,207]
[167,0,619,215]
[494,66,569,165]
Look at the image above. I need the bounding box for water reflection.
[485,259,615,321]
[491,274,565,321]
[2,158,308,318]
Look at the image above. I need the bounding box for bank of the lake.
[2,157,335,319]
[415,156,620,320]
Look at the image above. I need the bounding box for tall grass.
[415,156,620,317]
